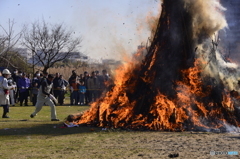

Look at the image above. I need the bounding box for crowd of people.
[0,68,112,119]
[68,70,111,106]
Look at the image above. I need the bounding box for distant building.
[102,59,121,66]
[101,59,122,71]
[67,52,88,61]
[27,50,88,65]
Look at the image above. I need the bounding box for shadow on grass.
[0,121,102,136]
[227,136,240,140]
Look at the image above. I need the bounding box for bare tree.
[0,19,22,68]
[22,20,82,73]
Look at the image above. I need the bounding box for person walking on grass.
[30,74,59,121]
[0,69,16,118]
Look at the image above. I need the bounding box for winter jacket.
[78,85,86,93]
[71,82,79,91]
[17,77,31,93]
[32,77,41,88]
[87,77,100,91]
[0,76,15,105]
[12,74,20,84]
[53,77,64,90]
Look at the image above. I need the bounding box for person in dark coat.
[17,73,31,106]
[31,72,41,105]
[59,75,69,105]
[53,73,65,105]
[87,71,100,102]
[82,71,90,105]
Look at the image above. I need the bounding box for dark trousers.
[97,89,103,98]
[79,93,85,105]
[2,105,9,113]
[85,90,90,104]
[19,91,28,105]
[15,88,19,102]
[32,94,37,106]
[71,91,79,105]
[54,90,64,104]
[89,90,99,102]
[59,91,65,105]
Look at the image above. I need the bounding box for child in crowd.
[78,81,86,105]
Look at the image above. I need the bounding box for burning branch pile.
[69,0,240,131]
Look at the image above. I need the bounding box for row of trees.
[0,19,82,73]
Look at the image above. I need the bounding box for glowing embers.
[222,91,234,112]
[147,93,186,131]
[145,61,208,131]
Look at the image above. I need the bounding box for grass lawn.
[1,104,240,159]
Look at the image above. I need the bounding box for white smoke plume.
[184,0,227,40]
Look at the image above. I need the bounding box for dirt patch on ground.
[81,131,240,159]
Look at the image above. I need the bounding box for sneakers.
[51,119,60,121]
[2,113,9,118]
[30,114,34,118]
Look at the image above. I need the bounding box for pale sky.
[0,0,160,61]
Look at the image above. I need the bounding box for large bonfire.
[69,0,240,131]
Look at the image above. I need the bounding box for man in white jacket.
[30,74,59,121]
[0,69,16,118]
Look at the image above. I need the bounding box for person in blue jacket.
[17,72,31,106]
[78,80,86,105]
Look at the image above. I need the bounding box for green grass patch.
[0,105,162,159]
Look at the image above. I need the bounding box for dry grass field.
[39,64,114,79]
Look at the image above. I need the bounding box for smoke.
[223,122,240,133]
[219,0,240,63]
[181,0,240,92]
[184,0,227,41]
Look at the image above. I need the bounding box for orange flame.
[70,50,239,131]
